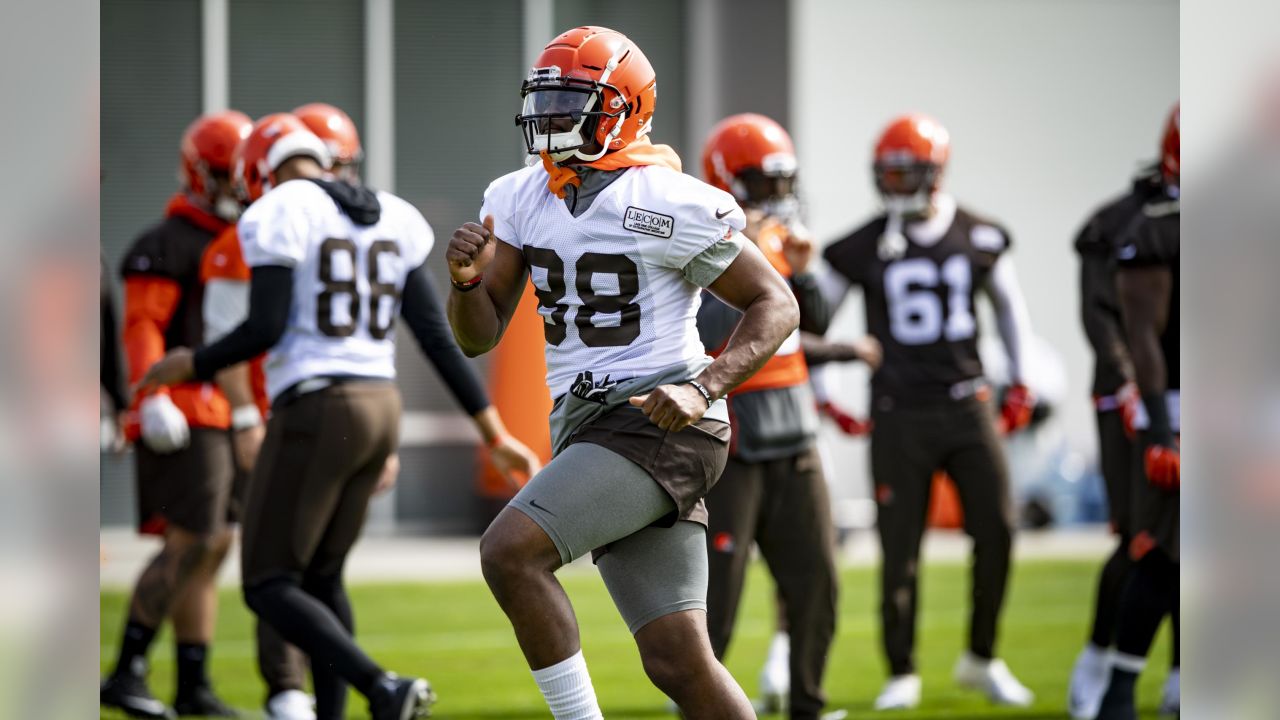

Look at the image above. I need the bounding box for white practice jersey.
[481,164,747,397]
[238,179,434,400]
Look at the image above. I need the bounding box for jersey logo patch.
[970,225,1005,252]
[623,206,674,238]
[570,370,616,404]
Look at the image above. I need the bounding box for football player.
[1095,104,1180,720]
[138,113,540,720]
[821,114,1036,710]
[101,110,251,720]
[201,101,368,720]
[696,113,876,719]
[294,102,363,184]
[1066,105,1181,719]
[445,27,799,719]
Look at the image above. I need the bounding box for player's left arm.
[1117,264,1177,487]
[632,240,799,431]
[982,254,1036,432]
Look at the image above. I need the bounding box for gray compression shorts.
[509,442,709,634]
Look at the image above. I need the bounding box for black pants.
[705,445,838,720]
[871,397,1014,676]
[1089,408,1135,648]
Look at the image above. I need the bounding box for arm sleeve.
[1078,252,1133,383]
[122,276,181,387]
[192,266,293,380]
[399,263,491,415]
[682,231,746,288]
[984,255,1032,385]
[800,332,860,367]
[203,278,250,344]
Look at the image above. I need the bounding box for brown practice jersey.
[823,202,1011,405]
[1116,199,1179,391]
[1074,173,1164,396]
[121,213,220,352]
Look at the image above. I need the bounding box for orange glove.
[999,383,1035,434]
[1144,445,1180,490]
[818,401,871,436]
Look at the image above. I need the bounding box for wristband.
[231,404,263,431]
[451,275,483,292]
[685,380,714,408]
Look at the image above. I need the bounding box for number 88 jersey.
[823,194,1011,404]
[480,164,746,398]
[238,178,434,401]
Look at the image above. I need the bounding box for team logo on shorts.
[570,370,616,404]
[623,206,674,238]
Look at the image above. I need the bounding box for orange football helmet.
[516,26,657,162]
[873,113,950,214]
[180,110,252,201]
[232,113,331,203]
[1161,102,1179,186]
[293,102,363,180]
[702,113,798,207]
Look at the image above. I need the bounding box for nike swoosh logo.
[715,208,734,220]
[528,498,556,517]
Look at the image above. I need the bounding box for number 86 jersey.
[238,178,434,401]
[480,164,746,398]
[822,194,1012,405]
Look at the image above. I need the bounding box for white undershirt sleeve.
[984,254,1032,384]
[203,278,251,345]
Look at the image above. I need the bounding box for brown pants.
[870,397,1014,676]
[241,381,400,585]
[705,445,838,719]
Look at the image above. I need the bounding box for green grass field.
[101,558,1171,719]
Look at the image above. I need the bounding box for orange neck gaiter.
[540,136,682,198]
[165,192,228,235]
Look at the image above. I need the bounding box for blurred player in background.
[200,102,366,720]
[294,102,363,184]
[139,113,540,720]
[1067,106,1181,719]
[697,113,874,719]
[1095,104,1180,720]
[446,26,799,720]
[101,110,251,719]
[821,114,1036,710]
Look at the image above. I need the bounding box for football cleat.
[757,631,790,714]
[873,674,922,710]
[173,684,239,717]
[1067,644,1109,719]
[368,674,435,720]
[954,652,1034,707]
[265,689,316,720]
[101,671,176,719]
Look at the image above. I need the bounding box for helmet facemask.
[516,65,630,163]
[874,159,941,218]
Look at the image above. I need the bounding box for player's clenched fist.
[629,383,713,432]
[448,215,498,283]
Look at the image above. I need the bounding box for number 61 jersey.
[823,194,1011,404]
[238,178,434,400]
[480,164,746,398]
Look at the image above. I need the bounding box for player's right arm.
[1076,216,1134,386]
[445,216,528,357]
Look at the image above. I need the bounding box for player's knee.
[480,513,557,585]
[641,648,700,698]
[164,529,220,573]
[242,574,297,616]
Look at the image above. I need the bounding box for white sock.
[531,650,603,720]
[766,631,790,667]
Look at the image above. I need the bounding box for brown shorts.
[569,405,732,526]
[135,428,235,536]
[240,380,400,586]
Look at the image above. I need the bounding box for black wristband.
[686,379,714,408]
[451,276,483,292]
[1141,392,1176,447]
